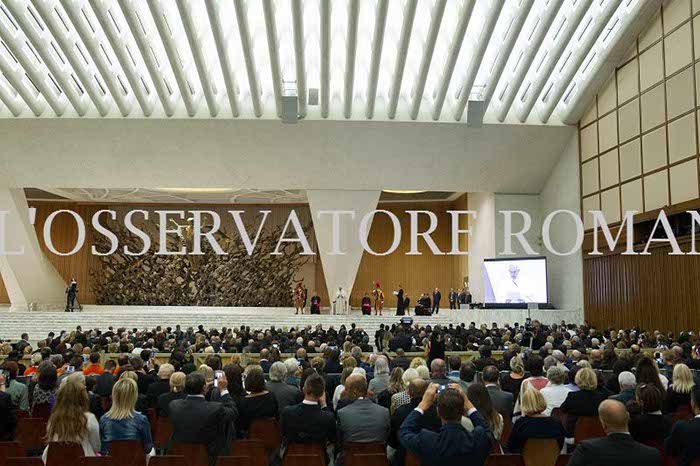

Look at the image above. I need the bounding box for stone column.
[307,190,381,309]
[0,188,66,310]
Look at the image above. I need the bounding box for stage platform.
[0,305,583,342]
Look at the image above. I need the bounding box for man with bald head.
[336,375,390,445]
[566,400,660,466]
[429,359,451,385]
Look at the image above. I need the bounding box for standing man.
[448,288,457,310]
[432,288,441,315]
[396,285,404,316]
[65,278,78,312]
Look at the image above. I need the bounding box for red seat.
[230,440,266,466]
[106,440,146,466]
[0,442,24,466]
[15,419,46,452]
[550,408,566,427]
[573,416,605,443]
[247,419,281,454]
[500,416,513,449]
[147,456,188,466]
[346,453,389,466]
[642,439,677,466]
[405,452,421,466]
[522,439,560,466]
[215,456,254,466]
[14,412,28,420]
[344,442,385,455]
[82,458,118,466]
[283,454,325,466]
[171,442,209,466]
[30,404,50,422]
[6,458,43,466]
[484,455,525,466]
[554,455,572,466]
[154,416,173,450]
[45,442,84,466]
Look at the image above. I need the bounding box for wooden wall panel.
[583,238,700,333]
[0,199,467,309]
[351,200,468,308]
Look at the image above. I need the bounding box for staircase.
[0,304,478,343]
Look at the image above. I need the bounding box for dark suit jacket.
[94,371,116,397]
[399,409,492,466]
[147,380,171,407]
[169,394,237,464]
[259,359,272,373]
[280,402,336,445]
[567,433,660,466]
[267,381,302,416]
[665,417,700,466]
[0,392,16,441]
[560,389,609,436]
[388,335,413,353]
[486,385,514,420]
[391,356,410,371]
[156,391,187,417]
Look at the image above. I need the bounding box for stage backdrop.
[0,197,468,309]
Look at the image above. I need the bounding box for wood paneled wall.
[0,198,468,309]
[583,237,700,333]
[351,197,468,308]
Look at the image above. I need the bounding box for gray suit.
[486,384,514,420]
[267,381,301,415]
[337,398,390,444]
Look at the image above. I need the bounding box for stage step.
[0,305,475,344]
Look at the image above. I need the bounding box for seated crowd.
[0,320,699,466]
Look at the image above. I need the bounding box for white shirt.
[540,383,571,416]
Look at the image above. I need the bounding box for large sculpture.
[91,216,313,307]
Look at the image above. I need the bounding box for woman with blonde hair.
[333,366,354,410]
[391,368,419,413]
[156,372,187,417]
[376,367,405,410]
[43,379,100,461]
[501,355,525,401]
[560,368,608,437]
[664,363,695,413]
[410,357,426,369]
[99,378,153,455]
[507,388,566,453]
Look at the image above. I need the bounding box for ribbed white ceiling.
[0,0,652,123]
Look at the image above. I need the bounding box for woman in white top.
[42,377,100,463]
[540,366,571,415]
[332,367,354,410]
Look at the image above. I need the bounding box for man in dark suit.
[280,373,335,452]
[147,363,174,407]
[391,348,411,371]
[448,288,457,310]
[666,385,700,466]
[432,288,441,314]
[169,372,238,466]
[429,359,452,386]
[0,379,16,441]
[389,379,441,465]
[482,366,514,420]
[388,327,413,352]
[566,399,659,466]
[399,383,492,466]
[258,349,272,373]
[94,360,117,397]
[267,362,302,415]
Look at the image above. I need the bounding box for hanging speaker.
[466,100,485,128]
